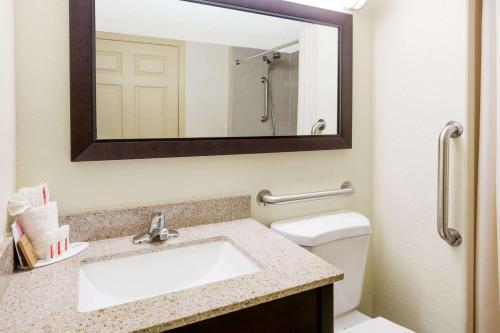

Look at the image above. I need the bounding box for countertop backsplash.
[60,195,251,242]
[0,237,14,298]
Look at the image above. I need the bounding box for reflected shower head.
[262,52,281,65]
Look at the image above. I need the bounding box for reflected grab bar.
[261,77,269,122]
[257,181,354,206]
[437,121,463,247]
[311,119,326,135]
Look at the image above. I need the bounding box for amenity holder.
[8,182,89,269]
[12,219,89,270]
[257,181,354,206]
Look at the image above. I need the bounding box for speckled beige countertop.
[0,219,343,333]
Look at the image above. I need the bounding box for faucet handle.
[132,212,178,244]
[149,212,165,233]
[159,228,179,241]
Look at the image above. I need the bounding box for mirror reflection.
[95,0,339,139]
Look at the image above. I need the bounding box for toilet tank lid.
[270,211,371,246]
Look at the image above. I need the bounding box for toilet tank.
[271,211,370,316]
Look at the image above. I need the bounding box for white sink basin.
[78,240,259,312]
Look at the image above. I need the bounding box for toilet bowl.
[271,211,413,332]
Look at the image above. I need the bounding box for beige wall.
[14,0,373,311]
[12,1,478,330]
[0,0,16,237]
[370,0,476,332]
[14,1,477,330]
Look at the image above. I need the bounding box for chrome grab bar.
[311,119,326,135]
[257,181,354,206]
[261,77,269,122]
[437,121,463,247]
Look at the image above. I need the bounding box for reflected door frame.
[95,32,186,139]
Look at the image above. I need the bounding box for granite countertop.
[0,219,343,333]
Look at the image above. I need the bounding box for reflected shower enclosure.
[231,47,299,137]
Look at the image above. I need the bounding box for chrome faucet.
[132,212,179,244]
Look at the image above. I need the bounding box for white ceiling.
[96,0,336,51]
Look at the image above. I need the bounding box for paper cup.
[18,201,59,258]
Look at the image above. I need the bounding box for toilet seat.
[334,310,372,330]
[341,317,414,333]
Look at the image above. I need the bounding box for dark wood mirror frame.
[70,0,352,161]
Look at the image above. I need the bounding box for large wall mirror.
[70,0,352,161]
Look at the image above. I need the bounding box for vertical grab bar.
[261,77,269,122]
[437,121,463,247]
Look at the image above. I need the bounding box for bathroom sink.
[78,240,259,312]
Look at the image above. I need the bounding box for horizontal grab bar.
[257,181,354,206]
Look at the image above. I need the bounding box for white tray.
[17,242,89,270]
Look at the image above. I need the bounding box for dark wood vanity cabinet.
[167,284,333,333]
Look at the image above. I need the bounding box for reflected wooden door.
[95,33,182,139]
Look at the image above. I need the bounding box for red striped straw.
[15,219,24,236]
[65,238,68,251]
[50,244,53,259]
[42,186,47,205]
[58,241,61,256]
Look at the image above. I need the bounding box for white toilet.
[271,211,414,332]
